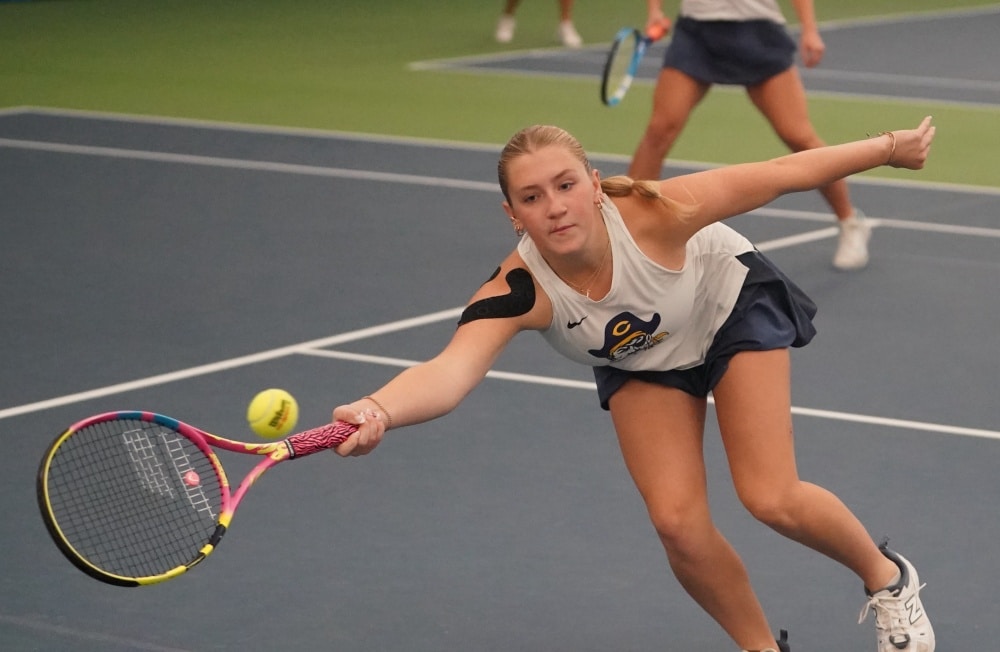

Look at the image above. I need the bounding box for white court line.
[4,110,1000,196]
[815,4,1000,30]
[301,349,598,391]
[405,62,1000,112]
[17,107,1000,196]
[0,308,463,421]
[801,68,1000,93]
[19,105,511,152]
[3,137,1000,238]
[754,226,840,250]
[301,349,1000,441]
[754,210,1000,239]
[3,297,996,440]
[0,137,499,193]
[1,124,996,439]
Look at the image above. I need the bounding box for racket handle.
[285,421,358,458]
[646,17,671,41]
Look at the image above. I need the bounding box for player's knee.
[644,119,685,149]
[647,502,709,552]
[737,485,797,531]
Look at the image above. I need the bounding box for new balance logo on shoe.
[905,594,924,625]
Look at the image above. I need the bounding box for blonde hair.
[498,125,591,203]
[498,125,693,218]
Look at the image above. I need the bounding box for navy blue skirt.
[662,16,796,86]
[594,250,817,409]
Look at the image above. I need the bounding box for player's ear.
[502,203,525,236]
[501,200,514,218]
[591,169,603,202]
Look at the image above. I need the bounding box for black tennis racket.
[600,19,671,107]
[37,410,358,586]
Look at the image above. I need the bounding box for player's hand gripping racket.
[36,411,358,587]
[600,18,671,107]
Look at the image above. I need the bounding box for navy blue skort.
[594,250,817,409]
[662,16,797,86]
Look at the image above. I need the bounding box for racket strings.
[601,28,644,106]
[43,420,224,579]
[606,38,637,98]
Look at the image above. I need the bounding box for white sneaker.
[495,15,515,43]
[833,210,871,270]
[557,20,582,47]
[858,545,935,652]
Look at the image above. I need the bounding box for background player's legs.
[555,0,581,47]
[496,0,522,43]
[747,68,871,269]
[558,0,573,22]
[495,0,581,47]
[747,68,853,220]
[628,68,710,180]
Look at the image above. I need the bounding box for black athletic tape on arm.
[458,268,535,325]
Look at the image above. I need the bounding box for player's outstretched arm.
[330,259,548,457]
[660,116,935,239]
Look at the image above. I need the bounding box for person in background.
[329,117,936,652]
[630,0,871,270]
[495,0,583,48]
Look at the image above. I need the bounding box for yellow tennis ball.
[246,388,299,438]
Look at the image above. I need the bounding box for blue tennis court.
[1,7,999,651]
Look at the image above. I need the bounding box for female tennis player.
[331,118,936,652]
[631,0,871,271]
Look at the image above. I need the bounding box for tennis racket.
[600,19,671,107]
[36,410,358,587]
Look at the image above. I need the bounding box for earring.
[514,225,525,237]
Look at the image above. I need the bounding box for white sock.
[875,569,902,594]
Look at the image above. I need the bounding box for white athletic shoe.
[495,15,515,43]
[858,545,935,652]
[557,20,582,47]
[833,210,872,270]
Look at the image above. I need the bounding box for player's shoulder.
[458,250,551,330]
[485,249,543,288]
[611,190,686,244]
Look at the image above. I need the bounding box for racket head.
[601,27,643,106]
[37,411,230,586]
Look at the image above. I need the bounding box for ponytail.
[600,175,696,220]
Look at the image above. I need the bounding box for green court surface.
[1,0,998,187]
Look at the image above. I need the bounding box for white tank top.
[680,0,786,24]
[517,199,753,371]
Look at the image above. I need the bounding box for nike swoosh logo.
[567,316,588,329]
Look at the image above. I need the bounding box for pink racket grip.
[285,421,359,458]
